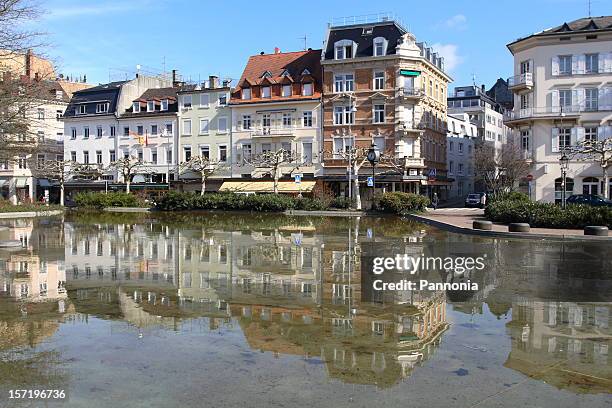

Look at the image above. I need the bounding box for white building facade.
[505,16,612,202]
[446,113,477,200]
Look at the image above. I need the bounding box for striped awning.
[219,181,315,193]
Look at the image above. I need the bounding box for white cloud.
[439,14,468,30]
[431,43,464,72]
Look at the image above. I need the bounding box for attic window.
[261,71,272,78]
[77,105,86,115]
[281,69,290,77]
[161,99,168,111]
[373,37,387,57]
[96,103,109,113]
[242,87,251,100]
[586,35,597,40]
[147,101,155,112]
[301,68,311,75]
[133,102,140,113]
[55,90,63,100]
[335,39,355,59]
[362,27,373,35]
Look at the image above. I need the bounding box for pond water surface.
[0,212,610,408]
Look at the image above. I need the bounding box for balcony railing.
[250,127,295,137]
[507,73,533,89]
[397,87,425,99]
[504,105,590,122]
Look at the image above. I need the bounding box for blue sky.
[32,0,608,89]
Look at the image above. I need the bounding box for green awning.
[400,69,421,77]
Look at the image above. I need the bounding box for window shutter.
[572,89,579,111]
[570,127,577,146]
[577,54,586,74]
[551,128,559,153]
[605,87,612,110]
[578,88,585,111]
[571,55,578,74]
[576,127,585,143]
[551,57,559,76]
[597,126,606,141]
[551,90,559,112]
[528,59,533,74]
[600,52,608,73]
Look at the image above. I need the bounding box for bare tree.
[32,159,87,205]
[323,146,397,210]
[570,137,612,199]
[474,141,529,196]
[108,156,147,194]
[241,149,303,194]
[179,155,227,195]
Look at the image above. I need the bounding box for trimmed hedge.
[155,192,329,212]
[74,192,147,209]
[489,191,530,204]
[0,200,63,212]
[485,200,612,229]
[374,192,430,215]
[329,196,353,209]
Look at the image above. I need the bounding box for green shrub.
[329,196,353,209]
[156,192,307,212]
[74,192,147,209]
[0,199,63,213]
[485,200,612,229]
[489,191,530,204]
[375,192,430,215]
[294,197,328,211]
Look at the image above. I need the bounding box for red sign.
[526,174,533,182]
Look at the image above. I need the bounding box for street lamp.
[559,152,569,209]
[367,143,380,209]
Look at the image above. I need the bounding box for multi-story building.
[228,49,322,192]
[62,74,172,192]
[117,87,180,184]
[320,16,452,203]
[446,113,477,200]
[177,76,232,192]
[447,85,510,149]
[505,16,612,202]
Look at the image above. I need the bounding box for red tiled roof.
[231,49,322,104]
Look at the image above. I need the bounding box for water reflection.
[0,212,610,403]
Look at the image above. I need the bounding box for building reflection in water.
[0,213,610,393]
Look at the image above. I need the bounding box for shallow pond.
[0,212,610,407]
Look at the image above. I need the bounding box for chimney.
[274,47,281,54]
[172,69,178,87]
[481,84,485,93]
[25,49,33,78]
[209,75,219,89]
[222,79,231,88]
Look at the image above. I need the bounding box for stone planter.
[584,226,609,236]
[473,220,492,230]
[509,223,530,233]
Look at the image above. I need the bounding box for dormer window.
[242,88,251,100]
[262,86,271,98]
[362,27,373,35]
[261,71,272,78]
[96,103,109,113]
[161,99,168,111]
[147,100,155,112]
[133,102,140,113]
[77,105,86,115]
[303,83,313,96]
[55,90,63,100]
[301,68,311,75]
[282,84,292,97]
[373,37,387,57]
[335,39,355,60]
[281,69,290,77]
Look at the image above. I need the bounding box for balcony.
[507,73,533,92]
[398,121,426,134]
[504,105,584,123]
[250,127,295,137]
[397,87,425,101]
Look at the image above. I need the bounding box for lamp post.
[367,143,380,209]
[559,152,569,209]
[346,93,357,207]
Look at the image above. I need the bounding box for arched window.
[582,177,599,196]
[373,37,387,56]
[334,39,355,59]
[554,177,574,204]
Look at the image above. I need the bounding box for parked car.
[566,194,612,207]
[465,193,486,208]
